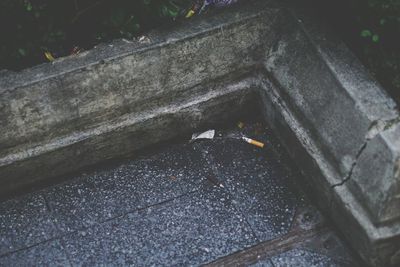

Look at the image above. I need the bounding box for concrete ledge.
[0,1,277,192]
[1,75,257,193]
[1,1,399,266]
[259,8,400,267]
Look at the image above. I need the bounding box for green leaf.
[361,29,372,37]
[372,34,379,43]
[18,48,27,56]
[25,1,33,11]
[168,8,178,17]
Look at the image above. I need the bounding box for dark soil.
[0,0,192,71]
[1,0,399,104]
[309,0,400,104]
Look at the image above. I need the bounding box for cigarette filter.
[241,136,264,148]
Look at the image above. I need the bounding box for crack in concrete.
[331,141,368,188]
[331,116,400,189]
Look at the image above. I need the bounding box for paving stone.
[61,187,257,266]
[0,122,363,266]
[300,231,360,266]
[0,240,70,267]
[0,193,57,256]
[249,258,275,267]
[270,248,352,267]
[194,137,298,241]
[137,143,211,193]
[43,143,209,233]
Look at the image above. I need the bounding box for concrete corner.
[1,1,399,266]
[260,7,400,267]
[349,122,400,224]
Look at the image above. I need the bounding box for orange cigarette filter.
[242,137,265,148]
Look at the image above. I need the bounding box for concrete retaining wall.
[0,1,399,266]
[259,8,400,267]
[0,1,277,193]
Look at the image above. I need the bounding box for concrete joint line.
[206,224,330,266]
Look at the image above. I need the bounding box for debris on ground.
[138,36,151,44]
[237,121,245,129]
[190,128,265,148]
[44,51,55,62]
[191,130,216,142]
[185,9,196,18]
[199,0,239,12]
[207,0,239,8]
[186,0,239,18]
[241,136,265,148]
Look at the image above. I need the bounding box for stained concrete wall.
[0,1,277,193]
[259,8,400,267]
[0,1,399,266]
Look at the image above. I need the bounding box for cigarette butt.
[186,10,195,18]
[242,137,265,148]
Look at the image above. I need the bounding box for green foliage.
[355,0,400,98]
[316,0,400,102]
[358,0,400,44]
[0,0,191,70]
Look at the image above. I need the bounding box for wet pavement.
[0,121,362,266]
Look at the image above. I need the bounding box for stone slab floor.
[0,121,362,266]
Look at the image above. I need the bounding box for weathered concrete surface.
[259,7,400,267]
[0,75,257,194]
[349,123,400,224]
[1,1,400,266]
[0,1,276,193]
[0,3,273,153]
